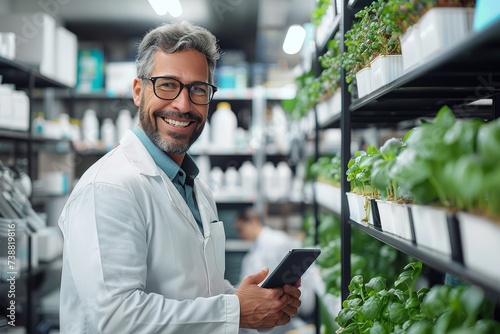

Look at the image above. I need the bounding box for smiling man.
[58,21,302,333]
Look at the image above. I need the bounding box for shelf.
[350,221,500,302]
[0,56,70,89]
[349,20,500,120]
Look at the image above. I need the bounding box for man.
[58,21,301,333]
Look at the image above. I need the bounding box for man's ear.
[132,78,142,107]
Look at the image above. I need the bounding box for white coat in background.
[58,130,244,333]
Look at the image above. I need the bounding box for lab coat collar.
[119,130,160,176]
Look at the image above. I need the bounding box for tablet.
[261,248,321,289]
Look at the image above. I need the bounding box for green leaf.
[388,302,407,324]
[336,308,358,327]
[366,277,387,293]
[361,295,384,321]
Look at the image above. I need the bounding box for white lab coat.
[58,130,241,333]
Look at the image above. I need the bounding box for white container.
[369,55,403,91]
[224,166,240,196]
[400,24,423,71]
[116,109,133,142]
[105,62,136,97]
[81,109,99,146]
[276,161,292,200]
[419,7,474,60]
[391,202,413,241]
[209,166,224,198]
[411,204,452,257]
[101,118,116,151]
[55,26,78,87]
[0,84,13,129]
[211,102,237,151]
[355,67,372,98]
[262,161,279,202]
[315,182,341,214]
[376,200,397,235]
[0,32,16,60]
[239,161,257,199]
[458,211,500,280]
[0,13,56,78]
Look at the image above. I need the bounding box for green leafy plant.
[308,152,342,187]
[318,38,342,96]
[389,105,500,221]
[346,145,380,198]
[311,0,332,27]
[336,261,500,333]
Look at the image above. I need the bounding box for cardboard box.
[76,47,105,93]
[105,61,136,97]
[55,26,78,87]
[0,12,56,78]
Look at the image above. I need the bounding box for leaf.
[388,302,407,324]
[361,295,384,321]
[366,277,387,293]
[336,308,358,327]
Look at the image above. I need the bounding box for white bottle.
[82,109,99,146]
[225,166,240,196]
[276,161,292,200]
[262,161,278,202]
[116,109,133,142]
[101,118,116,151]
[239,160,257,199]
[211,102,237,151]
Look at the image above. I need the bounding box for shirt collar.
[132,124,199,182]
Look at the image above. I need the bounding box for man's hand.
[235,268,302,329]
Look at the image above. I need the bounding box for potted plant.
[400,0,476,70]
[316,38,343,124]
[346,145,380,225]
[369,137,414,240]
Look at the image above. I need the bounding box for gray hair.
[136,21,220,84]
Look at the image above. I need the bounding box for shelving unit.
[1,56,72,333]
[334,0,500,305]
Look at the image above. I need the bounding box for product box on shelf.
[0,12,56,78]
[76,47,105,93]
[55,26,78,87]
[105,61,136,97]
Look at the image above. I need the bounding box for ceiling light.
[148,0,183,17]
[283,25,306,55]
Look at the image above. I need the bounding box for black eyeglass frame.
[140,76,218,105]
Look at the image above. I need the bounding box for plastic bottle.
[116,109,133,142]
[101,118,116,151]
[262,161,278,202]
[82,108,99,146]
[239,160,257,199]
[32,112,45,136]
[276,161,292,200]
[210,102,237,151]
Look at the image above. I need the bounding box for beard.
[139,95,205,154]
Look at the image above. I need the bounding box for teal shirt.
[133,125,203,233]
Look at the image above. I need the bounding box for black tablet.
[261,248,321,289]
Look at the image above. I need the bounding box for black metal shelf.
[350,220,500,302]
[0,56,70,89]
[350,19,500,117]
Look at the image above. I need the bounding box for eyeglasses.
[141,76,218,105]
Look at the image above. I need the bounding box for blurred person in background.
[236,207,318,334]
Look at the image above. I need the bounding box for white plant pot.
[391,203,413,241]
[355,67,372,98]
[458,212,500,280]
[315,182,341,214]
[419,7,475,60]
[369,55,403,91]
[400,23,423,71]
[411,204,452,257]
[346,192,361,224]
[376,200,397,235]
